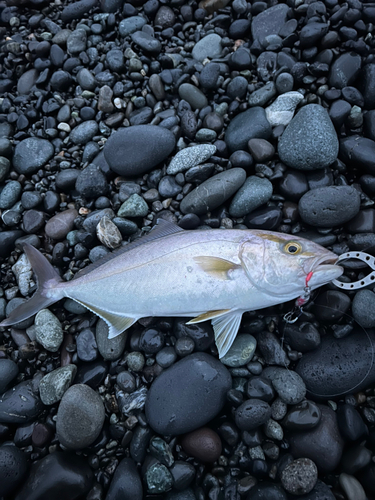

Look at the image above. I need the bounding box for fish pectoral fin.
[211,312,243,359]
[186,309,232,324]
[194,256,240,280]
[69,298,137,339]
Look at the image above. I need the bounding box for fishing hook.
[332,251,375,290]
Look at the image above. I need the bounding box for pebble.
[296,330,375,398]
[298,186,361,227]
[56,384,105,449]
[106,458,143,500]
[181,427,222,463]
[248,81,276,107]
[281,458,318,495]
[96,215,122,249]
[0,181,21,210]
[267,368,306,405]
[180,168,246,215]
[220,334,257,367]
[119,16,146,37]
[0,446,28,497]
[251,3,289,42]
[229,176,273,218]
[145,353,231,435]
[96,319,127,360]
[265,91,304,127]
[39,365,77,405]
[225,107,272,152]
[0,157,10,182]
[0,380,43,424]
[235,399,271,431]
[192,34,222,62]
[45,209,78,239]
[75,164,108,199]
[337,403,368,442]
[117,193,148,217]
[76,68,95,91]
[179,84,208,110]
[146,463,173,493]
[67,29,87,54]
[35,309,63,352]
[329,52,362,89]
[69,120,98,145]
[150,436,174,466]
[289,405,344,472]
[13,138,54,175]
[167,145,216,175]
[283,401,322,431]
[0,359,19,392]
[131,31,161,55]
[339,473,367,500]
[278,104,339,170]
[104,125,175,176]
[352,290,375,328]
[14,452,93,500]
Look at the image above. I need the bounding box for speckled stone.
[229,176,273,218]
[167,145,216,175]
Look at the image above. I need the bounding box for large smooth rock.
[296,331,375,399]
[0,446,29,497]
[278,104,338,170]
[225,107,272,152]
[180,168,246,215]
[145,353,231,435]
[56,384,105,449]
[298,186,361,227]
[14,452,93,500]
[13,138,54,175]
[106,458,143,500]
[103,125,175,176]
[339,135,375,174]
[0,381,44,424]
[251,3,290,42]
[288,405,344,472]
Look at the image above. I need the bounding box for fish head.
[239,231,343,299]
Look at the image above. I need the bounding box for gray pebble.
[192,34,222,62]
[0,181,22,210]
[229,176,273,218]
[221,334,257,367]
[265,91,303,127]
[117,193,148,217]
[281,458,318,495]
[248,82,276,107]
[39,365,77,405]
[270,368,306,405]
[96,319,127,360]
[69,120,99,145]
[167,145,216,175]
[119,16,146,37]
[352,290,375,328]
[179,84,208,110]
[0,157,10,183]
[35,309,63,352]
[13,138,54,175]
[56,384,105,450]
[225,107,272,152]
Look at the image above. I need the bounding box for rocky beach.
[1,0,375,498]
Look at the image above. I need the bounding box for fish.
[0,219,343,358]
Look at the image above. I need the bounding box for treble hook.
[332,251,375,290]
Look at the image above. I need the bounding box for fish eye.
[284,242,302,255]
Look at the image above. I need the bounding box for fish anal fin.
[212,312,243,359]
[194,256,240,280]
[69,297,137,339]
[186,309,231,324]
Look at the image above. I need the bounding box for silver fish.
[0,220,343,358]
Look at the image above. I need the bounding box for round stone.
[181,427,222,463]
[281,458,318,495]
[56,384,105,450]
[0,359,19,393]
[225,107,272,152]
[278,104,339,170]
[352,290,375,328]
[145,353,231,435]
[69,120,98,145]
[167,145,216,175]
[96,319,127,361]
[39,365,77,405]
[220,334,257,367]
[45,209,78,240]
[235,399,272,431]
[270,368,306,405]
[192,34,222,62]
[35,309,64,352]
[13,138,54,175]
[229,176,273,218]
[104,125,175,176]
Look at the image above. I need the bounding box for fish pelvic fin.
[194,256,240,280]
[186,309,232,324]
[212,311,243,359]
[67,297,137,339]
[0,243,63,327]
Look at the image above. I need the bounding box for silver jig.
[332,251,375,290]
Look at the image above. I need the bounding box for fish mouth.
[305,254,344,287]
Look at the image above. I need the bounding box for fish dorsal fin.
[186,309,231,324]
[74,218,184,279]
[69,297,137,338]
[211,311,243,358]
[194,256,240,280]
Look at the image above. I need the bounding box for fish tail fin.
[0,243,63,327]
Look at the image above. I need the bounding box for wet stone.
[69,120,98,145]
[0,359,19,392]
[131,31,161,55]
[145,353,231,435]
[265,91,304,127]
[0,380,44,424]
[106,458,143,500]
[13,138,54,175]
[181,427,222,463]
[251,3,289,42]
[76,328,98,362]
[146,463,173,494]
[220,334,257,367]
[35,309,63,352]
[180,168,246,215]
[281,458,318,496]
[119,16,146,37]
[192,33,222,62]
[0,157,10,182]
[298,186,360,227]
[283,401,322,431]
[39,365,77,405]
[0,181,21,209]
[278,104,339,171]
[169,461,195,491]
[269,368,306,405]
[229,176,273,218]
[0,446,29,498]
[150,436,174,466]
[225,107,272,152]
[352,290,375,328]
[329,52,362,89]
[56,384,105,450]
[118,193,148,218]
[235,399,271,431]
[179,84,208,110]
[337,404,368,442]
[167,144,216,175]
[248,81,276,107]
[96,319,127,361]
[14,452,93,500]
